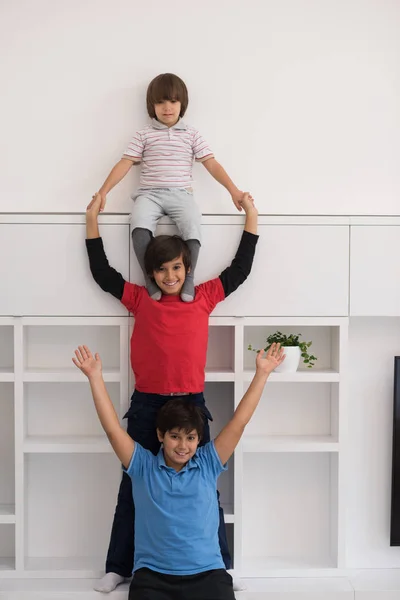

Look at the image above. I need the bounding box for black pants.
[105,390,232,577]
[129,567,235,600]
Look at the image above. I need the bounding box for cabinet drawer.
[0,224,129,316]
[350,226,400,316]
[150,223,349,317]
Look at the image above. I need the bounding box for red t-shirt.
[121,278,225,393]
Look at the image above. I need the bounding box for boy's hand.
[231,189,245,212]
[239,192,257,214]
[72,345,102,379]
[256,343,285,376]
[87,191,106,212]
[86,192,103,220]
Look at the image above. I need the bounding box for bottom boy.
[73,343,285,600]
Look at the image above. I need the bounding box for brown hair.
[146,73,188,119]
[156,398,204,440]
[144,235,191,276]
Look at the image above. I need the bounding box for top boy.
[88,73,246,302]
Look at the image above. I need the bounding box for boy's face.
[154,99,181,127]
[152,254,187,296]
[157,427,200,471]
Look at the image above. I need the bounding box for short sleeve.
[121,282,145,315]
[123,131,144,161]
[124,442,151,479]
[192,129,214,162]
[196,441,228,480]
[196,278,225,313]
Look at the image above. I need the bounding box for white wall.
[1,0,399,215]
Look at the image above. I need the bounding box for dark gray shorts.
[129,567,235,600]
[131,187,201,242]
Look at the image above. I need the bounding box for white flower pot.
[274,346,301,373]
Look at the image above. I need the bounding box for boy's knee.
[132,227,152,244]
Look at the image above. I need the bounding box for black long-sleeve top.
[85,230,258,300]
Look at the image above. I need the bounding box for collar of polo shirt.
[151,117,187,131]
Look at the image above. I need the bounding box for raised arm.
[219,193,259,297]
[85,193,126,300]
[72,346,134,468]
[214,344,285,465]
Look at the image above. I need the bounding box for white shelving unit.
[234,317,348,577]
[0,314,348,579]
[0,317,130,578]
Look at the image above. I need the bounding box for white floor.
[1,571,400,599]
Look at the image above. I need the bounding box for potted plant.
[248,331,317,373]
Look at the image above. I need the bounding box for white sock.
[93,572,125,593]
[227,569,247,591]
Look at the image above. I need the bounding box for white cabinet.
[0,223,129,316]
[350,226,400,316]
[0,218,349,318]
[194,225,349,317]
[154,221,350,316]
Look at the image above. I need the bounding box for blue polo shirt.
[125,440,227,575]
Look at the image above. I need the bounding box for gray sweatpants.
[130,187,202,242]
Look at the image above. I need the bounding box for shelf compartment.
[23,435,114,454]
[205,383,235,518]
[243,383,340,440]
[0,369,14,382]
[0,384,15,516]
[244,325,342,373]
[0,505,16,524]
[241,452,339,572]
[23,325,120,372]
[242,435,339,453]
[24,382,121,439]
[23,368,120,383]
[0,326,14,375]
[24,555,105,575]
[222,504,234,524]
[206,327,234,374]
[239,555,338,577]
[205,368,234,382]
[24,454,121,571]
[243,368,339,383]
[0,525,15,571]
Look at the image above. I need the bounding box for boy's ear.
[156,428,164,443]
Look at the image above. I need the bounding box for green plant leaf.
[248,330,318,368]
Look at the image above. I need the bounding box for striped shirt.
[122,118,214,188]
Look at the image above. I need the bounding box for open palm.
[256,343,285,375]
[72,345,102,378]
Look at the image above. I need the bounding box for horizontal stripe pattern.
[123,121,213,188]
